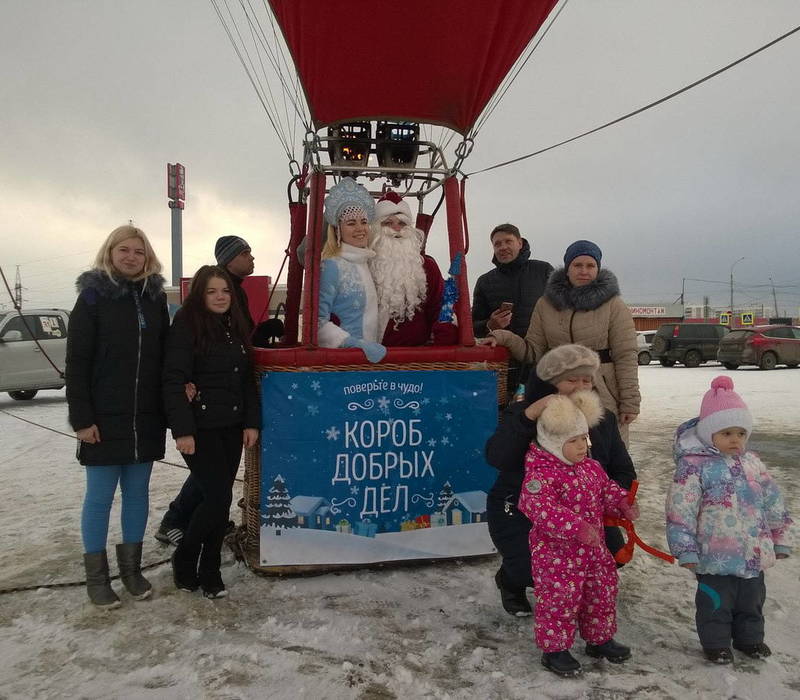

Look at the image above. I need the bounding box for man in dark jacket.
[155,236,257,546]
[472,224,553,389]
[484,348,636,617]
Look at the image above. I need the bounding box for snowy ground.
[1,364,798,699]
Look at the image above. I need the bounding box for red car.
[716,325,800,370]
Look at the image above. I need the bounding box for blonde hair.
[321,224,341,260]
[94,225,163,281]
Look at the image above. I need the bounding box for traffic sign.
[741,312,754,326]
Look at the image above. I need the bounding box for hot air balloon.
[212,0,560,572]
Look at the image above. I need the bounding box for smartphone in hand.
[500,301,513,313]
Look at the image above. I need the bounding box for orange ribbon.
[603,480,675,565]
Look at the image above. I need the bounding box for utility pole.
[680,278,685,306]
[730,257,745,317]
[14,266,23,308]
[770,277,779,317]
[167,163,186,287]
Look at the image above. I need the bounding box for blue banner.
[260,370,498,567]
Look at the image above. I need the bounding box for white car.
[637,330,656,366]
[0,309,69,400]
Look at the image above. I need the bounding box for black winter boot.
[83,551,121,609]
[115,542,152,600]
[585,639,632,663]
[733,641,771,659]
[494,568,532,617]
[703,647,733,664]
[541,651,582,677]
[199,570,228,599]
[171,548,199,592]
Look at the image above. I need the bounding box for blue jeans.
[81,462,153,553]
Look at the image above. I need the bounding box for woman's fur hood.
[544,267,620,312]
[75,268,166,301]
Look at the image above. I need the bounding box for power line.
[467,23,800,176]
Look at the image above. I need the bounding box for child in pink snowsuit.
[517,390,639,677]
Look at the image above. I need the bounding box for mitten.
[618,498,640,521]
[342,336,387,364]
[576,521,602,547]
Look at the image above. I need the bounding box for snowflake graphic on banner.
[325,426,340,441]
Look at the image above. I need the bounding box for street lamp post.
[730,256,745,323]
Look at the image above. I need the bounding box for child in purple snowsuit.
[666,376,793,665]
[517,389,639,677]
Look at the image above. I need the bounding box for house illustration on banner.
[442,491,487,525]
[290,496,333,529]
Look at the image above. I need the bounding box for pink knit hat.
[696,375,753,446]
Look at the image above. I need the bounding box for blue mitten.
[341,336,387,363]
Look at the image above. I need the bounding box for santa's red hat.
[374,191,413,225]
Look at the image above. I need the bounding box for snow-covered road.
[1,364,798,699]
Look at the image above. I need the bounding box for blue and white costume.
[319,243,379,346]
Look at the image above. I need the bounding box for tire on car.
[683,350,702,368]
[9,390,38,400]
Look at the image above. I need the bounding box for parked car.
[636,330,656,366]
[716,325,800,370]
[0,309,69,399]
[651,323,729,367]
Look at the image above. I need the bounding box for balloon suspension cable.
[468,21,800,177]
[471,0,570,139]
[257,252,291,325]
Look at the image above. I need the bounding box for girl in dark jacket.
[485,344,636,617]
[164,265,260,598]
[66,225,169,608]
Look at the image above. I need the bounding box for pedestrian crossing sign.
[741,312,754,326]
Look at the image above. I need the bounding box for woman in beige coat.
[490,240,640,441]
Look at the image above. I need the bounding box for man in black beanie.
[155,235,256,546]
[214,235,255,329]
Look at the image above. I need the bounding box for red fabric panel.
[283,201,307,344]
[254,344,509,367]
[444,177,475,345]
[268,0,558,134]
[302,172,326,345]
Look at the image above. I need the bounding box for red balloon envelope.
[268,0,559,135]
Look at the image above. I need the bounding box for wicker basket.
[238,352,508,575]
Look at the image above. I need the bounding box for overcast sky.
[2,1,799,316]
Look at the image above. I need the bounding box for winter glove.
[617,498,640,521]
[576,521,603,547]
[341,336,387,364]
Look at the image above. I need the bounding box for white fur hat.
[374,191,413,225]
[537,391,603,464]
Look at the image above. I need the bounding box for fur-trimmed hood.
[75,269,166,301]
[544,267,620,312]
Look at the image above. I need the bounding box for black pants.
[487,484,625,591]
[695,573,766,649]
[161,474,203,530]
[175,426,243,576]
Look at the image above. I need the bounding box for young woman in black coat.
[163,265,260,598]
[485,344,636,617]
[66,225,169,608]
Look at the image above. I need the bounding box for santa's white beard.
[369,224,428,324]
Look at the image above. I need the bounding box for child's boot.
[703,647,733,664]
[733,642,771,659]
[83,551,121,609]
[541,651,582,677]
[585,639,631,663]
